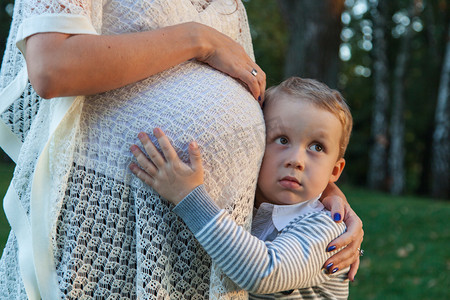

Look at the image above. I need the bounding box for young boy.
[130,77,353,299]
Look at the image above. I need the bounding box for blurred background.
[0,0,449,299]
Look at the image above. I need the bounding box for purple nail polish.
[327,245,336,252]
[333,213,341,221]
[326,263,333,270]
[258,96,261,102]
[332,267,339,273]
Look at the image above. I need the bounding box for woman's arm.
[25,22,265,100]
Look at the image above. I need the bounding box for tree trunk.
[388,3,415,195]
[277,0,344,88]
[368,0,390,191]
[431,22,450,199]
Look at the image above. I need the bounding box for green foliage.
[0,162,13,256]
[243,0,288,87]
[0,0,14,66]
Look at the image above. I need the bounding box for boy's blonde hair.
[264,77,353,158]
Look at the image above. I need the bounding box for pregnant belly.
[80,61,265,181]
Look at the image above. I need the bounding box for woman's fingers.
[198,26,266,103]
[323,248,359,277]
[328,225,363,251]
[236,66,259,100]
[347,257,360,281]
[323,207,363,278]
[323,220,364,278]
[322,237,361,274]
[323,195,345,223]
[327,202,363,250]
[320,183,347,222]
[251,64,266,103]
[327,211,363,254]
[245,64,266,102]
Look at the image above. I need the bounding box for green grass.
[0,162,448,299]
[0,161,13,254]
[341,186,450,299]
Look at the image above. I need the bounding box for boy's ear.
[329,158,345,183]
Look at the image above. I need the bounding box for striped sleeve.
[172,185,347,294]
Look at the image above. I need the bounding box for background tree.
[243,0,287,86]
[0,0,13,59]
[368,0,390,191]
[388,2,417,195]
[277,0,344,88]
[431,21,450,199]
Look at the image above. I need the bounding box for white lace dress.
[0,0,265,299]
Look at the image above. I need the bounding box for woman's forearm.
[321,182,347,204]
[25,22,208,99]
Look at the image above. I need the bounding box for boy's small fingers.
[130,144,157,174]
[138,132,165,167]
[189,141,203,171]
[153,128,178,162]
[129,163,155,187]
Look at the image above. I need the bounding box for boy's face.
[255,95,345,207]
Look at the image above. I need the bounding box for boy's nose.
[285,149,305,170]
[286,160,304,170]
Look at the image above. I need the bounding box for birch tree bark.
[388,3,416,195]
[431,22,450,199]
[277,0,344,88]
[368,0,390,190]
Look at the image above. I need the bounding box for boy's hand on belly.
[129,128,204,205]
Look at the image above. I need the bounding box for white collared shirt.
[251,196,325,241]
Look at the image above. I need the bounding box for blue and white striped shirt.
[173,185,349,299]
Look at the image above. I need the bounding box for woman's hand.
[129,128,204,205]
[321,183,364,281]
[194,23,266,102]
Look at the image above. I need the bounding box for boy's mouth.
[279,176,301,189]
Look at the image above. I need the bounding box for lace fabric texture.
[0,0,264,299]
[0,0,40,145]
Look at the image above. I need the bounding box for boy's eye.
[275,137,289,145]
[309,143,324,152]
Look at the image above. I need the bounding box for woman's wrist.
[186,22,214,62]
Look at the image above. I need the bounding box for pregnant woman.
[0,0,363,299]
